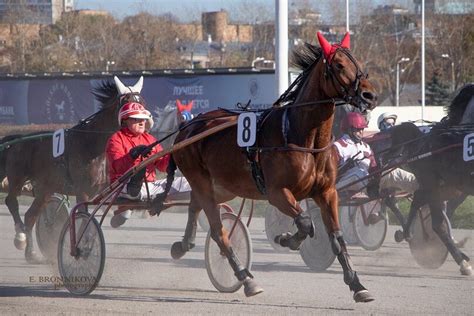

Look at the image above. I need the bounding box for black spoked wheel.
[57,212,105,295]
[299,202,336,272]
[409,206,448,269]
[36,194,69,262]
[353,200,388,251]
[205,212,252,293]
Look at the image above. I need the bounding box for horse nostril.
[361,91,377,103]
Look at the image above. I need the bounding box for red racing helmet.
[340,112,368,132]
[118,102,154,130]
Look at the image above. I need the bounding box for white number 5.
[463,133,474,162]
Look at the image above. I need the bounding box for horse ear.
[340,32,350,49]
[114,76,129,95]
[130,76,144,93]
[176,99,184,113]
[317,31,332,60]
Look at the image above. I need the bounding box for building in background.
[0,0,73,24]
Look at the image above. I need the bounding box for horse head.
[90,76,147,132]
[446,83,474,125]
[315,31,377,113]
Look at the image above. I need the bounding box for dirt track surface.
[1,206,473,315]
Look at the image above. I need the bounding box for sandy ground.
[0,206,473,315]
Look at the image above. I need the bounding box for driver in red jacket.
[106,102,171,227]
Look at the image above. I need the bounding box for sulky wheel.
[205,212,252,293]
[36,194,69,262]
[408,206,448,269]
[353,200,388,251]
[339,205,359,245]
[264,203,297,253]
[57,212,105,295]
[198,203,234,232]
[299,201,336,272]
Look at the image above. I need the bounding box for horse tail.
[151,154,177,215]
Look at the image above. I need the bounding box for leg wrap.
[127,168,146,197]
[228,247,252,281]
[295,212,315,238]
[329,231,343,255]
[432,224,470,264]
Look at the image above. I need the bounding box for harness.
[238,49,369,195]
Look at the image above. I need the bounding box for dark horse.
[0,76,145,263]
[165,32,377,302]
[387,83,474,275]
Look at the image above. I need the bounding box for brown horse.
[164,32,377,302]
[387,84,474,275]
[0,76,145,263]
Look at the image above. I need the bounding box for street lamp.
[396,57,410,107]
[106,60,115,72]
[441,53,455,92]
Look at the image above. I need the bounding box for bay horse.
[0,76,145,263]
[387,83,474,275]
[164,32,378,302]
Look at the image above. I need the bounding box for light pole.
[396,57,410,107]
[106,60,115,72]
[441,53,455,92]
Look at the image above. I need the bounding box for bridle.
[324,47,369,111]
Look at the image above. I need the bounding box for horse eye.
[334,63,344,70]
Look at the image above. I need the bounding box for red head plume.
[316,31,351,63]
[176,99,193,113]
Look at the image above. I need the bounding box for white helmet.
[377,112,398,130]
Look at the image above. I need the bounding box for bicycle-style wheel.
[205,212,252,293]
[339,205,359,245]
[353,200,388,251]
[198,204,234,231]
[36,194,69,262]
[299,202,336,272]
[409,206,448,269]
[58,212,105,295]
[264,204,296,253]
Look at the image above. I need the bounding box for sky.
[74,0,414,23]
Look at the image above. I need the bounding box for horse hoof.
[14,233,27,250]
[353,290,374,303]
[25,252,46,265]
[394,230,404,243]
[243,278,264,297]
[171,242,186,260]
[460,260,472,276]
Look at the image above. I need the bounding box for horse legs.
[173,173,262,297]
[269,188,314,250]
[402,190,427,240]
[314,189,373,303]
[5,178,27,251]
[429,199,472,276]
[23,194,49,264]
[170,192,201,259]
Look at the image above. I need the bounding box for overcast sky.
[74,0,414,23]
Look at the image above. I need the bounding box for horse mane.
[274,43,322,106]
[92,80,118,109]
[444,83,474,125]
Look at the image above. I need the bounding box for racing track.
[0,206,472,315]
